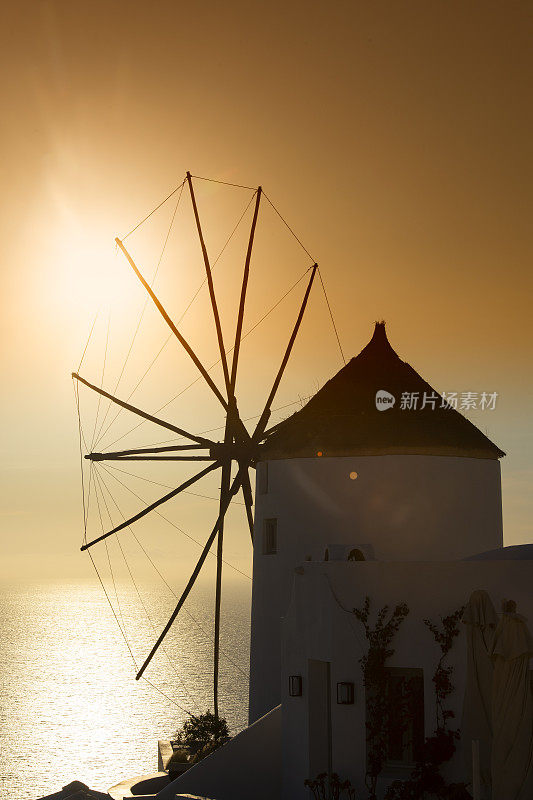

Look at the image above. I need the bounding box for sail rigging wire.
[317,267,346,366]
[262,192,345,365]
[77,312,99,373]
[93,469,199,701]
[104,462,246,505]
[94,472,137,654]
[94,533,197,715]
[237,263,315,343]
[77,376,198,718]
[94,188,319,455]
[141,676,198,716]
[262,190,315,263]
[122,178,187,241]
[74,382,89,540]
[126,392,316,451]
[94,189,258,450]
[98,273,338,452]
[74,380,92,456]
[74,380,96,545]
[93,469,156,651]
[88,543,139,670]
[95,481,131,646]
[90,314,111,451]
[96,178,342,448]
[77,388,138,670]
[105,541,128,643]
[96,466,249,678]
[94,182,186,447]
[100,265,312,452]
[94,466,248,681]
[172,189,258,330]
[86,180,325,449]
[98,462,251,581]
[191,174,256,191]
[74,176,335,711]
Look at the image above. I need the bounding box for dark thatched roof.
[260,322,504,461]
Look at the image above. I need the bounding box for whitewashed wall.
[250,455,503,722]
[281,560,533,800]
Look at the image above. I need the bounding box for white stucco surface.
[281,560,533,800]
[250,455,503,722]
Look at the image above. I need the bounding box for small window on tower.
[263,518,277,554]
[258,462,269,494]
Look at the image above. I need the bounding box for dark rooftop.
[260,322,504,460]
[465,544,533,560]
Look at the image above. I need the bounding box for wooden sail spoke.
[212,415,234,717]
[186,172,231,398]
[115,237,228,411]
[253,263,318,442]
[87,455,216,462]
[86,443,209,460]
[74,179,322,720]
[229,406,253,448]
[80,461,221,551]
[73,373,214,446]
[240,468,255,542]
[229,186,262,395]
[135,467,244,680]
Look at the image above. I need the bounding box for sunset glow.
[1,3,532,796]
[58,228,136,310]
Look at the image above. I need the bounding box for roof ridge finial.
[371,319,388,343]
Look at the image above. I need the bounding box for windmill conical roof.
[260,322,504,460]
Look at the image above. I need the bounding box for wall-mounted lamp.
[337,682,355,705]
[289,675,303,696]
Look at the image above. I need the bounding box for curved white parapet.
[108,771,171,799]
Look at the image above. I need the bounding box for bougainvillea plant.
[385,606,468,800]
[354,596,410,800]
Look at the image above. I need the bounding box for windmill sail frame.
[73,172,319,718]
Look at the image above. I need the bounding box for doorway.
[308,659,332,778]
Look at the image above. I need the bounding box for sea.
[0,580,251,800]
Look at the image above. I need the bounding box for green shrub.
[168,748,189,765]
[173,711,230,762]
[189,740,221,764]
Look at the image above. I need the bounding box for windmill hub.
[209,442,260,465]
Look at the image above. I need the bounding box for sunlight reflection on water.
[0,581,250,799]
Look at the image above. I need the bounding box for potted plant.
[171,711,230,766]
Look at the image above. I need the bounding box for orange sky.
[1,0,532,582]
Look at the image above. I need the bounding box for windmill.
[72,171,320,718]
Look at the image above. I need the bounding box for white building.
[250,321,504,723]
[162,322,532,800]
[280,558,533,800]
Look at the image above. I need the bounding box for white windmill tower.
[249,320,504,722]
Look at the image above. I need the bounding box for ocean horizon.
[0,580,251,799]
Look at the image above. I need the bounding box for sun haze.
[0,0,532,583]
